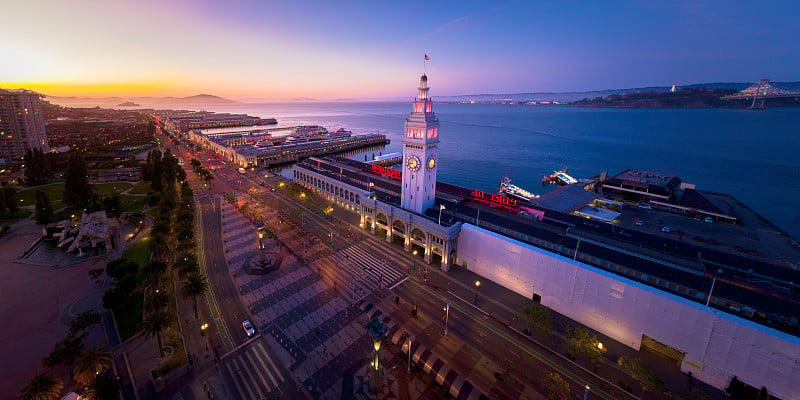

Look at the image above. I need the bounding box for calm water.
[206,102,800,238]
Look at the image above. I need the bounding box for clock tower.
[401,73,439,214]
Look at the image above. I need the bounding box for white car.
[662,226,671,233]
[705,217,713,223]
[242,320,255,337]
[635,220,644,226]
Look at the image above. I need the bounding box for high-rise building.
[0,89,50,160]
[400,74,440,214]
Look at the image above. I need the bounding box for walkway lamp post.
[405,335,416,373]
[583,385,590,400]
[200,322,208,336]
[444,301,451,335]
[412,250,418,272]
[474,280,481,305]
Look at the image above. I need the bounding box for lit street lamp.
[200,322,208,336]
[405,335,416,373]
[474,280,481,305]
[443,301,451,335]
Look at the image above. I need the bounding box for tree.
[43,332,87,367]
[141,311,171,356]
[24,147,50,185]
[1,184,18,216]
[35,190,54,226]
[566,327,607,368]
[73,346,114,385]
[101,195,122,218]
[146,120,156,136]
[181,273,209,319]
[618,356,666,394]
[542,372,570,400]
[63,151,93,211]
[69,310,102,335]
[80,371,120,400]
[520,303,552,336]
[21,372,63,400]
[146,289,170,313]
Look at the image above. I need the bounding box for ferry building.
[294,73,462,269]
[292,73,800,399]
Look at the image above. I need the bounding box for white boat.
[498,176,539,202]
[554,170,578,185]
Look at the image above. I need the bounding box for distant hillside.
[433,81,800,104]
[45,93,238,109]
[568,87,800,108]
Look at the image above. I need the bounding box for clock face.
[427,156,436,170]
[406,155,420,172]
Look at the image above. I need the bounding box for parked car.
[635,220,644,226]
[242,320,255,337]
[662,226,671,233]
[705,217,713,223]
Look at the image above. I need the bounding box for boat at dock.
[542,169,578,186]
[498,176,539,202]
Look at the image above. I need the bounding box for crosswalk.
[220,341,286,399]
[329,245,407,294]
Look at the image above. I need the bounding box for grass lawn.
[129,181,152,195]
[18,183,64,207]
[120,195,146,213]
[144,207,160,219]
[94,182,133,196]
[123,236,151,268]
[0,208,32,221]
[115,291,143,341]
[18,182,133,207]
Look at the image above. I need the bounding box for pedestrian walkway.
[219,340,287,399]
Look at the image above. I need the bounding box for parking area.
[616,202,800,265]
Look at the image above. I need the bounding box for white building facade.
[0,89,50,160]
[458,224,800,399]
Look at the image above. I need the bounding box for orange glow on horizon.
[1,81,179,98]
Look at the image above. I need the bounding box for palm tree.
[21,372,63,400]
[140,311,171,356]
[81,371,120,400]
[73,346,114,385]
[145,289,170,313]
[181,273,209,319]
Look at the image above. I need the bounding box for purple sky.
[3,0,799,98]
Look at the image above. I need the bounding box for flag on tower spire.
[424,54,429,60]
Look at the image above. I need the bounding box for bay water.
[205,102,800,238]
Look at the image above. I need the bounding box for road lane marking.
[257,342,285,381]
[232,357,261,400]
[247,350,278,389]
[224,363,248,399]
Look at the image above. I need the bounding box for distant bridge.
[721,79,800,109]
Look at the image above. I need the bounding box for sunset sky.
[2,0,799,99]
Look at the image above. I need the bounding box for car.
[638,204,652,210]
[635,220,644,226]
[661,226,671,233]
[242,320,255,337]
[705,217,713,223]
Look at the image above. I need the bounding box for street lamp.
[405,335,415,373]
[583,385,590,400]
[474,280,481,305]
[443,301,451,335]
[200,323,208,336]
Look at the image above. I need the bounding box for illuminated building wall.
[457,224,800,399]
